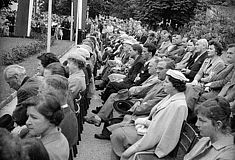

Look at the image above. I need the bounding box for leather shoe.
[94,133,110,140]
[84,116,101,127]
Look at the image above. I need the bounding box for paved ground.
[59,45,77,63]
[74,93,112,160]
[60,45,112,160]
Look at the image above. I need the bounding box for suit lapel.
[194,51,207,63]
[132,55,142,67]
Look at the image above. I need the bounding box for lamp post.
[27,0,34,37]
[47,0,52,52]
[75,0,83,45]
[87,6,89,21]
[70,0,74,41]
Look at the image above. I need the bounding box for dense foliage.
[133,0,198,30]
[2,33,55,65]
[89,0,235,45]
[0,0,17,9]
[38,0,72,16]
[88,0,201,30]
[2,0,235,46]
[182,4,235,46]
[38,0,199,29]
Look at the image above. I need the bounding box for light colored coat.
[194,56,225,83]
[41,129,69,160]
[129,93,188,159]
[210,64,235,89]
[184,136,235,160]
[157,40,172,57]
[110,92,188,159]
[68,70,86,98]
[131,82,167,116]
[176,51,194,70]
[129,74,160,96]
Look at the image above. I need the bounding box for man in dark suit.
[3,65,41,126]
[101,44,145,102]
[182,39,208,81]
[134,43,157,86]
[41,75,78,148]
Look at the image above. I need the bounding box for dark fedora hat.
[0,114,14,131]
[113,100,134,114]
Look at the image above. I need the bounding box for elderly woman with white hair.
[110,69,189,160]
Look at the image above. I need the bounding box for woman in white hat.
[110,69,189,160]
[66,52,86,99]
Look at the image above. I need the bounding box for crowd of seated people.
[0,33,100,159]
[0,18,235,160]
[83,27,235,159]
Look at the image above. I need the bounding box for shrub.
[180,4,235,48]
[2,33,55,65]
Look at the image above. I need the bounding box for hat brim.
[113,100,134,114]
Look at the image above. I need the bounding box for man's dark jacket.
[123,55,145,84]
[185,51,208,81]
[13,76,40,126]
[134,62,151,86]
[60,106,78,148]
[101,55,145,102]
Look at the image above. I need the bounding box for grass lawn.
[0,37,74,102]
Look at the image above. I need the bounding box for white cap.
[77,44,92,54]
[123,40,134,45]
[76,48,90,59]
[166,69,189,82]
[67,52,86,63]
[119,34,129,40]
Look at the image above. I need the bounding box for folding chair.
[132,121,199,160]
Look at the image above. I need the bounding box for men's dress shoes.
[84,116,101,127]
[94,133,110,140]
